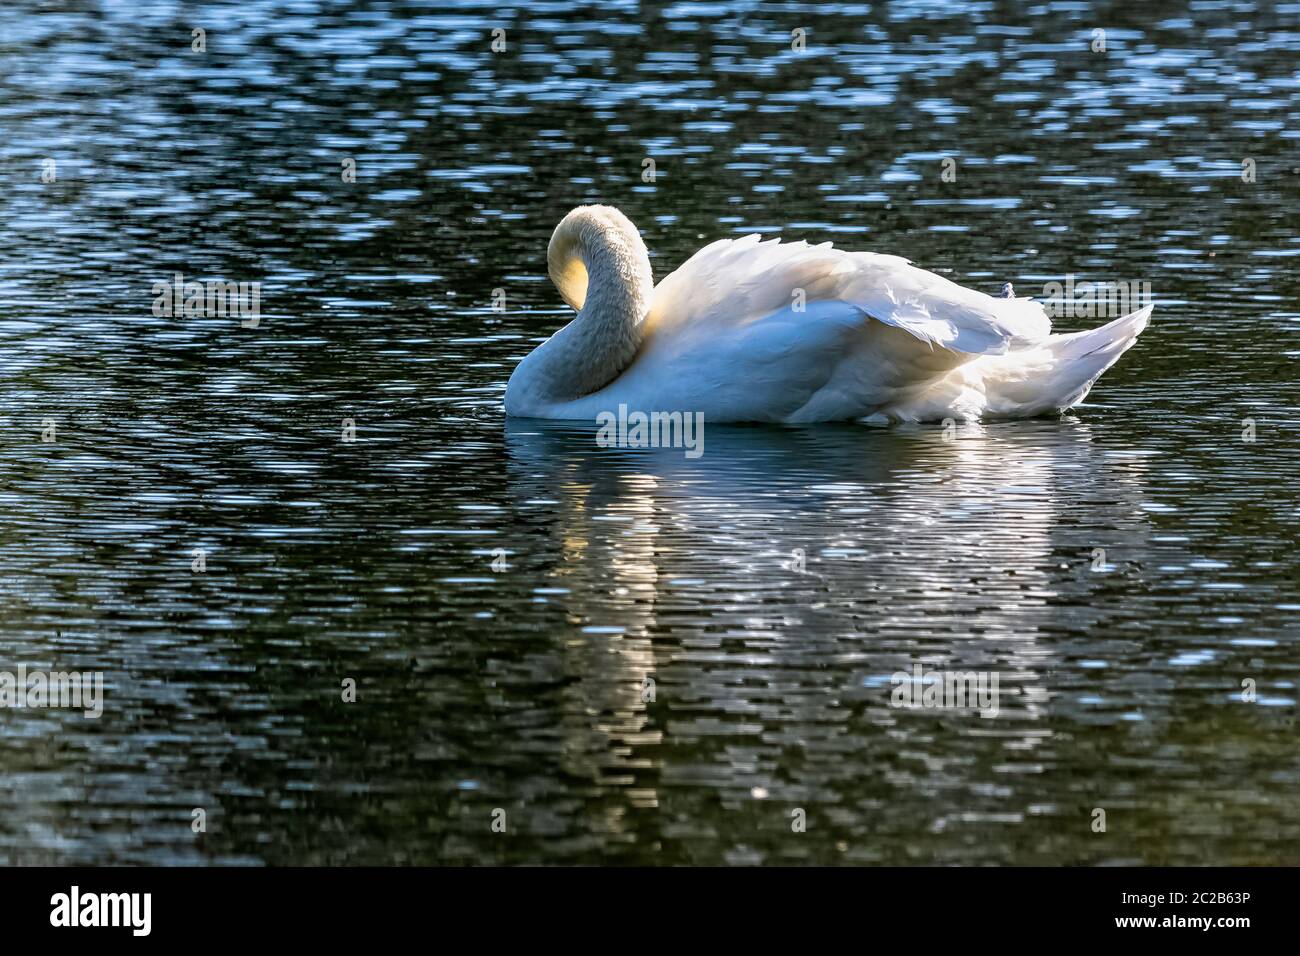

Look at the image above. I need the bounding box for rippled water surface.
[1,0,1298,864]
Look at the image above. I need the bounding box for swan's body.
[504,205,1151,424]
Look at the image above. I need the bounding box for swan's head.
[507,206,653,416]
[547,205,652,313]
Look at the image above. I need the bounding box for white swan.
[504,205,1151,423]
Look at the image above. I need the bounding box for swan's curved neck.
[524,206,652,404]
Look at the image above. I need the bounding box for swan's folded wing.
[609,298,939,422]
[644,235,1051,356]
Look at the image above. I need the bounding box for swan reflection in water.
[501,416,1153,849]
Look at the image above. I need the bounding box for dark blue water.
[1,0,1297,864]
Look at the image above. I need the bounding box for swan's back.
[644,235,1052,355]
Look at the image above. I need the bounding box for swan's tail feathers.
[979,304,1152,417]
[1043,303,1152,409]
